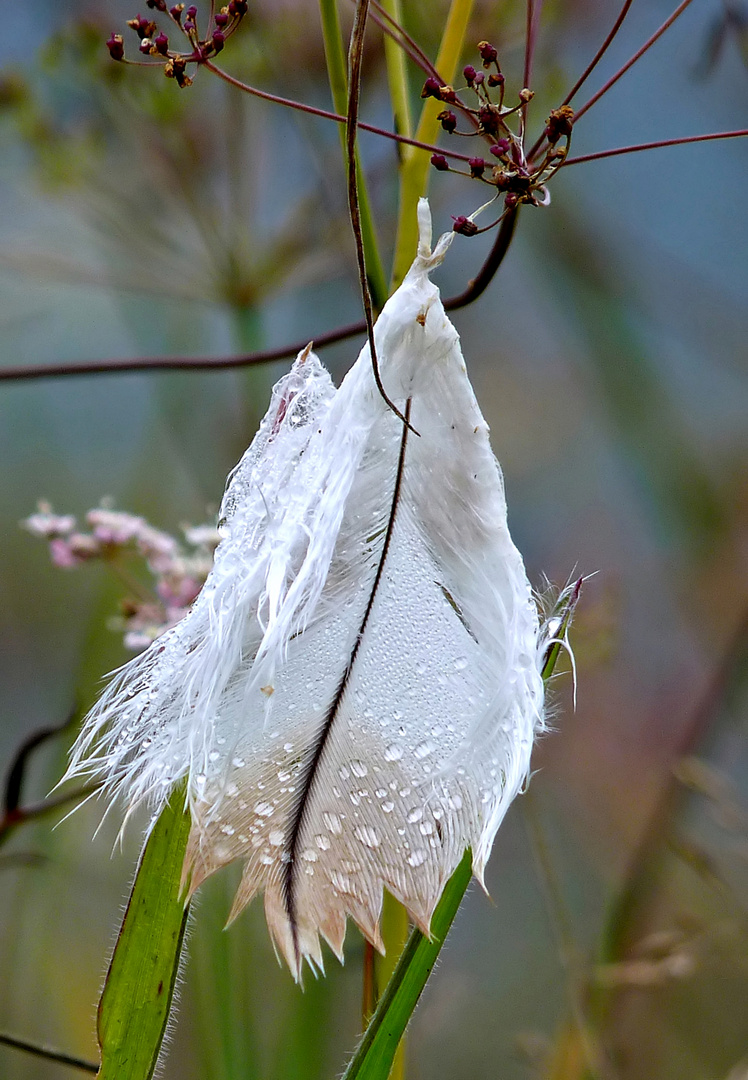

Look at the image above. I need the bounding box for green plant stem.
[344,607,576,1080]
[319,0,389,309]
[343,851,473,1080]
[523,792,609,1080]
[390,0,474,288]
[97,785,191,1080]
[379,0,412,140]
[373,893,410,1079]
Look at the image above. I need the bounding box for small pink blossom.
[49,539,79,568]
[23,503,77,538]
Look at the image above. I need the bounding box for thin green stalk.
[379,0,413,140]
[319,0,389,309]
[390,0,474,288]
[344,594,578,1080]
[343,852,473,1080]
[524,792,610,1080]
[373,893,410,1079]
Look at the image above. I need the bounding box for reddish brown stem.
[574,0,696,122]
[563,128,748,166]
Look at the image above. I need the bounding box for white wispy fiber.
[65,200,545,980]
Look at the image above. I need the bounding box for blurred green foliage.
[0,2,747,1078]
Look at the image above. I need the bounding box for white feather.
[66,200,545,980]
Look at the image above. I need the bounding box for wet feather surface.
[67,202,544,980]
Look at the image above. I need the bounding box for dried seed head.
[452,215,478,236]
[437,109,457,133]
[489,139,510,157]
[106,33,125,60]
[478,40,498,67]
[545,105,575,144]
[421,77,442,100]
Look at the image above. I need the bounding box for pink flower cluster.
[24,501,219,650]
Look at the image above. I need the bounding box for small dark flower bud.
[430,153,449,171]
[211,29,225,51]
[505,192,519,209]
[146,0,168,9]
[140,37,154,53]
[519,87,534,103]
[186,5,197,16]
[545,104,574,143]
[154,32,169,54]
[478,104,499,135]
[437,109,457,133]
[489,139,510,157]
[487,72,504,87]
[478,40,498,67]
[228,0,247,13]
[468,156,486,178]
[214,11,229,26]
[183,18,195,31]
[452,215,478,236]
[463,64,476,85]
[127,15,157,38]
[106,33,125,61]
[420,77,442,100]
[170,55,192,87]
[170,4,184,20]
[473,71,484,86]
[492,169,511,190]
[439,85,457,104]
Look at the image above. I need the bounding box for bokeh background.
[1,1,747,1077]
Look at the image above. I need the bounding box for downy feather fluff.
[66,200,545,980]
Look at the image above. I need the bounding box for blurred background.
[0,1,747,1077]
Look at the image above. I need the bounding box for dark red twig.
[0,1032,98,1075]
[0,204,520,383]
[202,60,472,163]
[574,0,696,122]
[563,128,748,166]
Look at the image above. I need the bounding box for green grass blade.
[343,600,576,1080]
[379,0,413,141]
[96,790,191,1080]
[319,0,389,310]
[342,851,472,1080]
[390,0,474,288]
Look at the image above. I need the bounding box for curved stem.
[0,209,521,383]
[203,60,473,164]
[574,0,696,122]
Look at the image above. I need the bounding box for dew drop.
[254,801,275,817]
[323,811,343,835]
[453,656,468,671]
[208,750,221,763]
[408,849,427,868]
[301,848,318,862]
[381,800,395,813]
[407,807,423,824]
[315,833,331,851]
[268,829,284,847]
[414,740,436,759]
[350,760,368,778]
[355,825,380,848]
[384,743,403,762]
